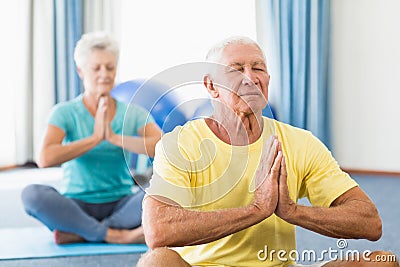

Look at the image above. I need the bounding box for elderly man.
[138,36,398,267]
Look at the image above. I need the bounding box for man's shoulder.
[265,117,312,137]
[158,119,208,152]
[166,119,204,133]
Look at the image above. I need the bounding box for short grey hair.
[74,31,119,69]
[205,36,265,63]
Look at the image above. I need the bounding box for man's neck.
[206,111,263,146]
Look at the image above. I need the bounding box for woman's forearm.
[38,135,101,167]
[108,134,159,157]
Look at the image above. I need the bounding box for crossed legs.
[21,184,145,244]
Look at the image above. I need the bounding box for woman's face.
[78,49,117,99]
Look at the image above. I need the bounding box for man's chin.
[234,107,261,117]
[238,103,265,115]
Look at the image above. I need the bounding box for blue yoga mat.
[0,227,148,260]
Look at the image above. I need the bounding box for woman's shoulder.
[48,96,85,122]
[52,95,83,112]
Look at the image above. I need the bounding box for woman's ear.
[77,67,84,80]
[203,75,219,98]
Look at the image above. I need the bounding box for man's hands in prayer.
[252,135,297,222]
[275,155,297,221]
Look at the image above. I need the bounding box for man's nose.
[242,67,258,86]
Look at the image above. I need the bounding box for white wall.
[115,0,256,118]
[331,0,400,172]
[0,2,18,166]
[117,0,256,81]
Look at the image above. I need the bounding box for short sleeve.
[47,104,71,134]
[299,132,358,207]
[124,104,155,135]
[145,127,193,207]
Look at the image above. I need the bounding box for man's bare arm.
[143,196,266,249]
[275,157,382,241]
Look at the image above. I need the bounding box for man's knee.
[325,250,399,267]
[137,247,190,267]
[366,251,399,267]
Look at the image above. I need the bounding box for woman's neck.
[82,92,115,118]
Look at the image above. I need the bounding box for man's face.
[212,43,270,116]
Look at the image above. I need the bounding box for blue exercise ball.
[111,79,188,173]
[191,99,213,120]
[262,103,276,119]
[111,79,188,133]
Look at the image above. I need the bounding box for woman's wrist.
[90,134,103,146]
[108,132,122,147]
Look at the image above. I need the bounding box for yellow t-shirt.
[146,117,357,267]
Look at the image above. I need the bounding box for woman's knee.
[21,184,55,212]
[137,247,191,267]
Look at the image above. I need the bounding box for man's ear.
[203,75,219,98]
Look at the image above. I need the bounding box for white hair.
[73,31,119,69]
[205,36,266,63]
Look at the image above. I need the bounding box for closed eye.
[229,67,243,72]
[253,67,266,72]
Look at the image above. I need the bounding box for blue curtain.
[259,0,331,146]
[54,0,83,103]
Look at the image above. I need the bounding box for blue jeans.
[21,184,145,242]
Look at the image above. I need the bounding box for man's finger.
[266,139,279,170]
[253,135,279,191]
[279,155,288,187]
[270,151,283,183]
[262,135,276,157]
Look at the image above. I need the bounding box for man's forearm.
[142,197,269,249]
[285,200,382,241]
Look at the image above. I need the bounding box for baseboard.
[0,165,19,172]
[0,162,38,172]
[343,168,400,177]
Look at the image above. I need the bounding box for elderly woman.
[21,32,162,244]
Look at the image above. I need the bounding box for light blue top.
[48,94,154,203]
